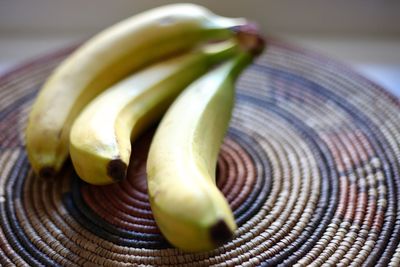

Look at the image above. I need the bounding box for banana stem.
[202,40,240,65]
[234,22,266,56]
[215,23,265,83]
[220,49,260,87]
[227,52,253,82]
[232,24,266,78]
[204,22,265,74]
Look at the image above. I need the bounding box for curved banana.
[146,33,263,251]
[69,41,240,185]
[26,3,247,178]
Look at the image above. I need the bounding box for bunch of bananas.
[26,4,264,252]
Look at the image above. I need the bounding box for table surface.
[1,34,399,98]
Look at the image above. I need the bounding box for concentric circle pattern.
[1,40,400,266]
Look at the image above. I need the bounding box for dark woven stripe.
[236,93,337,266]
[246,62,394,266]
[3,152,56,266]
[66,177,169,247]
[252,63,398,266]
[228,129,271,225]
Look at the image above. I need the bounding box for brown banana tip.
[232,22,266,56]
[39,166,56,180]
[210,219,234,246]
[107,159,127,182]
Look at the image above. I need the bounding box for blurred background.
[0,0,399,95]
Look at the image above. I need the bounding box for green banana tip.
[232,22,266,57]
[210,219,234,246]
[107,159,128,182]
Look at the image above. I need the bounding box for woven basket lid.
[1,39,400,266]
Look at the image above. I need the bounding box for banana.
[26,3,247,178]
[146,31,264,252]
[69,41,240,185]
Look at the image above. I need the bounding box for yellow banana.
[69,41,240,185]
[146,32,264,252]
[26,3,247,178]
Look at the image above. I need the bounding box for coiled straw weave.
[1,39,400,266]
